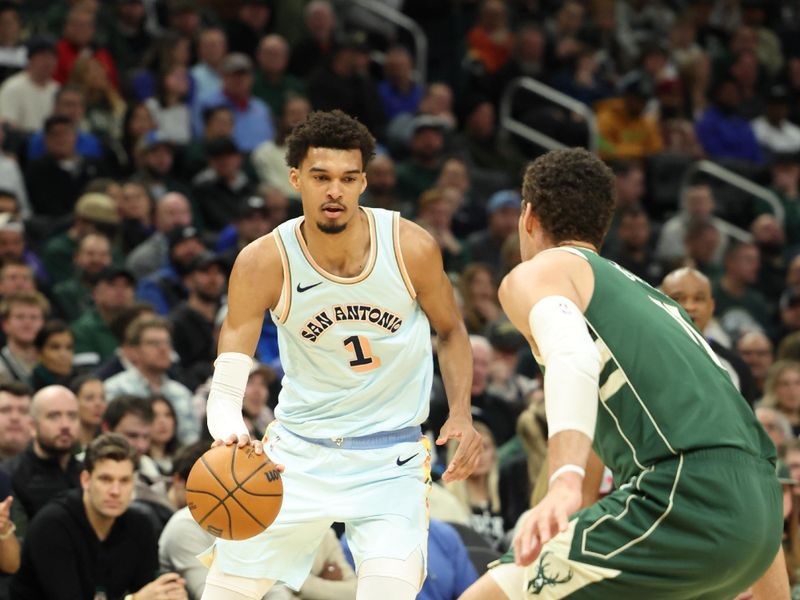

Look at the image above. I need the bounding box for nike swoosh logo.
[396,453,419,466]
[296,282,322,293]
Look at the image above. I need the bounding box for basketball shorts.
[490,448,782,599]
[199,421,432,590]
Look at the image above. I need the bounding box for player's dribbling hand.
[211,434,285,472]
[135,572,188,600]
[513,475,582,566]
[436,414,482,483]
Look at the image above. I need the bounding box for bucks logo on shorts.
[527,552,573,595]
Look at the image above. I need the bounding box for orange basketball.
[186,444,283,540]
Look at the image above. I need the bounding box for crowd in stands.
[0,0,799,598]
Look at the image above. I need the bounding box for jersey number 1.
[343,336,382,372]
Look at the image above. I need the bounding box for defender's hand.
[436,415,482,482]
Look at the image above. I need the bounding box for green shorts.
[491,448,783,599]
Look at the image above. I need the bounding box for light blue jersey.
[270,207,433,438]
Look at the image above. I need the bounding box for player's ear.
[288,168,301,192]
[522,202,536,235]
[360,172,367,195]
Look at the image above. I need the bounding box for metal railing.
[680,160,784,237]
[498,76,599,152]
[345,0,428,84]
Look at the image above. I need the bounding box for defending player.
[199,110,482,600]
[461,148,787,599]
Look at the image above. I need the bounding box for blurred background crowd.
[1,0,800,598]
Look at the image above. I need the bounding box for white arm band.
[206,352,252,440]
[528,295,600,441]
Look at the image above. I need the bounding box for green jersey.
[569,247,775,485]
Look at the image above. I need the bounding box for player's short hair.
[521,148,616,249]
[0,291,50,321]
[84,432,137,473]
[103,394,154,429]
[285,109,376,171]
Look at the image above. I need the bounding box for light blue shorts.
[202,422,431,590]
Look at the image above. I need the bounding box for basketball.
[186,444,283,541]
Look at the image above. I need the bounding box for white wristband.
[548,464,586,487]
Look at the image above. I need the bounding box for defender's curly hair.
[522,148,616,249]
[285,110,376,170]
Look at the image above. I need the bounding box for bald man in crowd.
[661,268,759,405]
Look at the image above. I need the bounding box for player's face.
[82,458,135,519]
[290,147,367,235]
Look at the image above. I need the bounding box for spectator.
[51,233,113,322]
[136,225,206,316]
[456,95,524,179]
[41,192,119,286]
[3,385,81,523]
[595,73,664,160]
[131,33,192,102]
[378,45,423,120]
[661,267,759,404]
[695,76,762,163]
[737,331,774,396]
[757,151,800,250]
[251,95,311,199]
[761,360,800,436]
[359,154,412,217]
[543,0,586,70]
[549,46,614,107]
[225,0,272,58]
[0,3,24,83]
[0,381,32,462]
[0,292,48,386]
[0,261,35,299]
[416,188,464,274]
[94,302,156,381]
[191,136,257,232]
[10,433,188,599]
[750,213,786,307]
[165,0,201,41]
[0,128,30,218]
[24,116,105,219]
[242,363,275,440]
[755,406,793,455]
[118,181,155,254]
[169,251,226,388]
[0,35,58,134]
[145,62,192,145]
[459,264,501,335]
[683,218,723,279]
[118,101,156,176]
[655,183,728,268]
[69,374,105,451]
[606,206,663,286]
[752,85,800,158]
[289,0,337,78]
[712,242,771,337]
[466,0,513,75]
[148,396,178,475]
[126,192,193,280]
[253,34,305,119]
[26,85,104,162]
[190,27,226,102]
[0,216,47,286]
[216,194,273,264]
[194,53,274,152]
[68,55,127,143]
[131,130,191,202]
[306,33,386,141]
[469,336,516,445]
[106,0,154,75]
[395,116,448,203]
[100,394,160,483]
[182,104,235,177]
[31,320,74,392]
[53,5,118,88]
[71,267,136,365]
[104,316,199,444]
[464,190,520,274]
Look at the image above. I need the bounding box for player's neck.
[301,209,371,278]
[555,240,597,252]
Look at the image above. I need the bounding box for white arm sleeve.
[206,352,252,440]
[528,295,600,440]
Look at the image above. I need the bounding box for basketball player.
[460,148,788,599]
[200,110,482,600]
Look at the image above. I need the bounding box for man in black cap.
[394,115,448,202]
[136,225,206,316]
[71,267,136,365]
[752,85,800,159]
[0,35,58,133]
[169,251,227,388]
[217,195,272,265]
[191,137,258,232]
[132,130,193,203]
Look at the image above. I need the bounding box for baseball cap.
[237,196,269,219]
[777,460,799,486]
[167,225,201,250]
[186,251,226,274]
[26,35,56,58]
[206,136,240,158]
[618,71,655,99]
[137,130,172,153]
[74,193,120,225]
[487,190,521,214]
[91,266,136,287]
[410,114,448,136]
[221,53,253,75]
